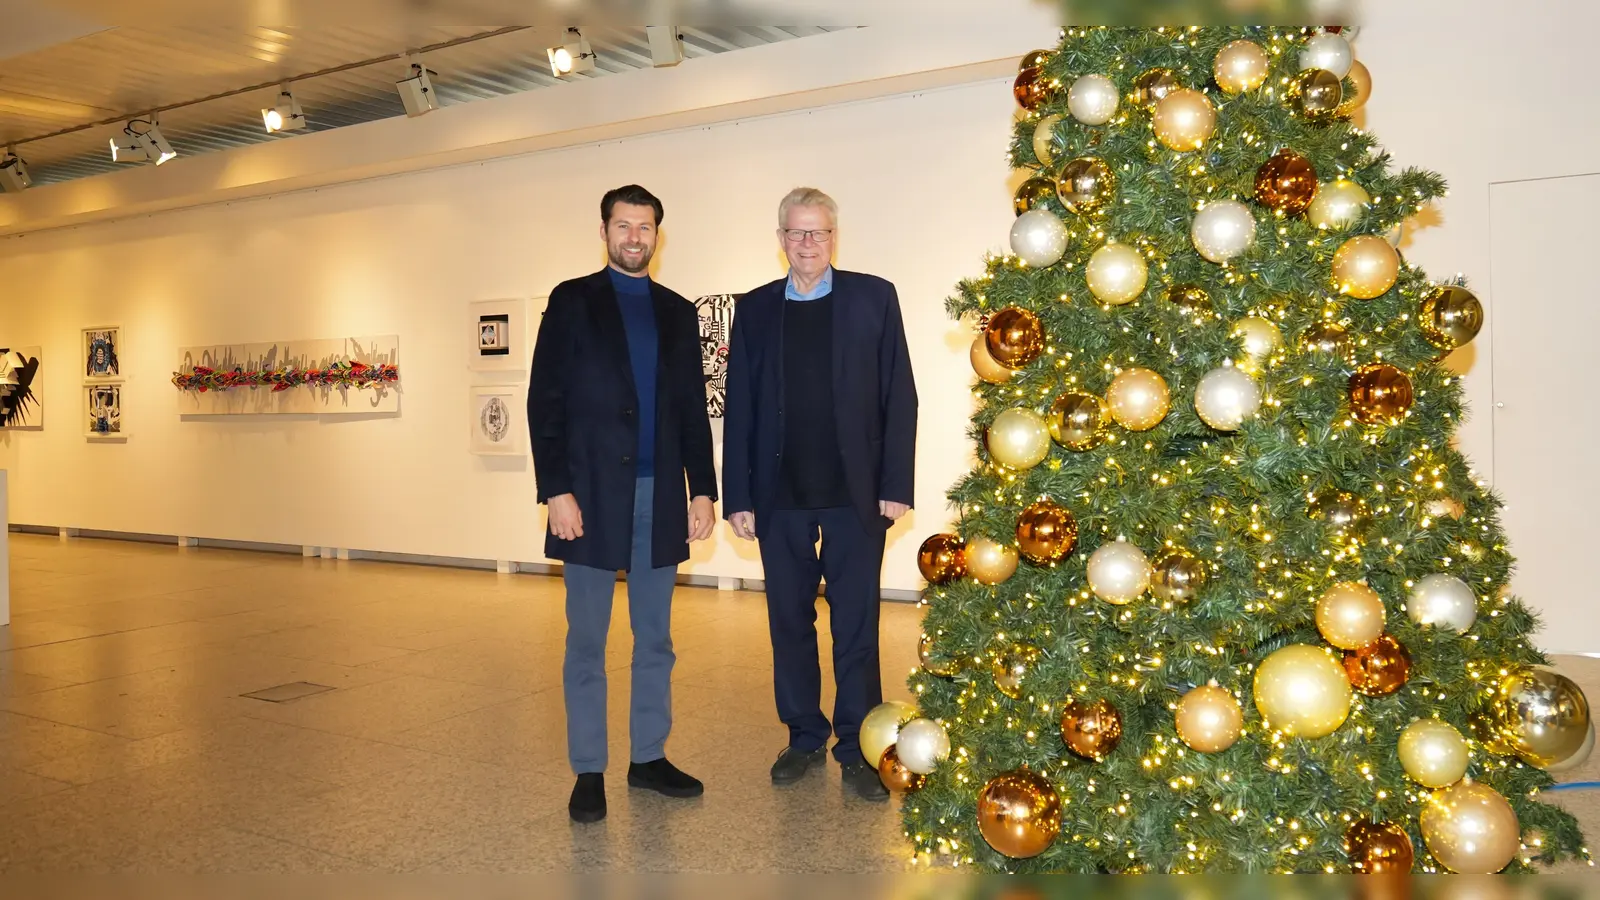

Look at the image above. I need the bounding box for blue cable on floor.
[1545,781,1600,792]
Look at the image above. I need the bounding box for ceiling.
[0,25,854,187]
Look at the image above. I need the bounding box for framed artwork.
[83,326,121,380]
[0,346,43,428]
[85,383,125,439]
[470,385,524,456]
[694,294,740,418]
[469,298,529,373]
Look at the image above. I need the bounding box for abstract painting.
[695,294,739,418]
[470,385,524,456]
[175,335,400,415]
[469,298,530,373]
[0,346,43,428]
[83,327,121,380]
[86,383,124,438]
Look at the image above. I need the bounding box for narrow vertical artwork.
[695,294,739,418]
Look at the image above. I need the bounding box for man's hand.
[688,496,715,542]
[879,500,910,522]
[730,511,757,541]
[548,494,584,541]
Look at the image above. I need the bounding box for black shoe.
[770,745,828,784]
[627,758,704,798]
[840,759,890,802]
[569,773,606,823]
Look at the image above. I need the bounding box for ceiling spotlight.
[122,119,176,166]
[396,53,439,117]
[645,26,683,68]
[0,148,30,192]
[262,85,306,134]
[548,28,596,77]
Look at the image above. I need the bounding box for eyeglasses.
[782,229,833,244]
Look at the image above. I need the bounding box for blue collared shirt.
[785,266,834,302]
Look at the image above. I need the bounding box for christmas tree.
[870,26,1594,874]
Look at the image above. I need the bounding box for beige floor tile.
[117,825,364,874]
[239,673,527,740]
[0,619,104,652]
[201,718,447,786]
[0,710,129,769]
[16,718,256,785]
[0,669,78,697]
[0,766,73,805]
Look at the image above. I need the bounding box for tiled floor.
[0,533,1596,873]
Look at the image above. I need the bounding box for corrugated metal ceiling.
[0,25,854,187]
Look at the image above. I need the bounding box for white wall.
[3,8,1599,630]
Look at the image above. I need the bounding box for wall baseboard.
[8,524,922,603]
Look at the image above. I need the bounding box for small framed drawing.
[470,385,523,456]
[468,299,527,373]
[85,382,126,440]
[83,326,122,380]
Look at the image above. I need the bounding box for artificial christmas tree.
[885,26,1594,873]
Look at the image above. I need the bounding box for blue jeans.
[562,477,679,774]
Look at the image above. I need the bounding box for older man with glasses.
[722,187,919,801]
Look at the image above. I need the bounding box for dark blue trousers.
[759,507,886,762]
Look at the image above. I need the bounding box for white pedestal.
[1,471,9,626]
[495,560,517,574]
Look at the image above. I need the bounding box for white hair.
[777,187,838,228]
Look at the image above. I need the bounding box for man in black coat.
[722,187,918,801]
[527,185,718,823]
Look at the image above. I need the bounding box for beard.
[608,240,654,274]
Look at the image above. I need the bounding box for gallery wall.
[2,7,1600,647]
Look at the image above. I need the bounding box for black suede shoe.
[569,773,606,823]
[627,758,704,798]
[839,759,890,802]
[770,746,828,784]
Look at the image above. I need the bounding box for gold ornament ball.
[1398,719,1471,788]
[1032,113,1063,168]
[1013,66,1052,112]
[1254,149,1319,216]
[1152,89,1217,152]
[1309,489,1371,540]
[1214,39,1270,94]
[1194,366,1262,432]
[1132,67,1180,109]
[1345,820,1415,875]
[1299,32,1354,78]
[1300,321,1354,363]
[1343,634,1412,697]
[985,307,1045,367]
[1332,234,1400,299]
[1421,781,1520,874]
[1086,243,1148,306]
[988,407,1052,470]
[1290,68,1344,118]
[859,699,918,768]
[1016,500,1079,565]
[1013,176,1057,217]
[1067,74,1119,125]
[1407,573,1478,633]
[1059,698,1123,761]
[1167,284,1213,317]
[992,643,1042,700]
[895,718,952,775]
[977,769,1062,859]
[919,633,959,679]
[1484,667,1592,768]
[1086,540,1151,605]
[971,336,1015,385]
[917,533,967,585]
[1232,316,1282,372]
[1191,199,1258,263]
[877,744,926,793]
[1315,581,1386,650]
[1151,549,1206,603]
[1420,286,1484,350]
[1106,367,1170,431]
[1049,391,1111,451]
[1349,362,1415,425]
[1307,178,1371,230]
[965,536,1020,586]
[1176,685,1243,753]
[1055,156,1116,216]
[1019,49,1052,73]
[1546,721,1596,774]
[1339,59,1372,115]
[1253,644,1353,738]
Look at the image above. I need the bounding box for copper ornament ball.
[877,744,927,793]
[1348,363,1415,425]
[1059,698,1123,761]
[976,769,1063,859]
[1345,819,1415,874]
[1014,67,1053,112]
[1015,500,1079,565]
[984,307,1045,368]
[1254,149,1319,216]
[1343,634,1412,697]
[917,533,967,585]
